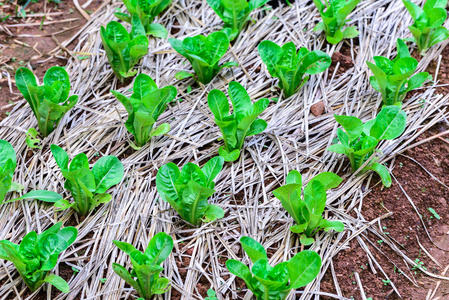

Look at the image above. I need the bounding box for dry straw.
[1,0,449,299]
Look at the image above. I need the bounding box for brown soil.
[0,0,104,122]
[321,124,449,300]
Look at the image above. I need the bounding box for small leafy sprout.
[428,207,440,220]
[156,157,225,226]
[206,0,269,41]
[169,32,238,84]
[0,142,58,205]
[15,66,78,137]
[99,278,107,283]
[313,0,361,44]
[114,0,171,38]
[327,105,407,187]
[258,41,331,98]
[100,15,149,82]
[226,236,322,300]
[367,39,431,107]
[273,170,344,245]
[403,0,449,55]
[0,140,21,204]
[25,128,42,149]
[382,279,391,285]
[72,267,80,274]
[207,81,269,162]
[412,258,427,274]
[111,74,177,148]
[0,222,77,293]
[113,232,173,299]
[205,288,218,300]
[50,145,124,216]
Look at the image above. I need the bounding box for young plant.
[50,145,124,216]
[111,73,177,148]
[403,0,449,54]
[113,232,173,299]
[367,39,431,106]
[313,0,361,44]
[114,0,171,38]
[327,105,407,188]
[0,140,22,204]
[101,15,149,82]
[226,236,321,300]
[273,171,344,245]
[15,66,78,137]
[156,157,225,226]
[258,41,331,98]
[206,0,269,41]
[169,32,238,84]
[0,222,77,293]
[207,81,269,162]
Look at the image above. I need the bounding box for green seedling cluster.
[207,0,269,41]
[273,171,344,245]
[258,41,331,98]
[367,39,431,107]
[50,145,124,216]
[113,232,173,299]
[115,0,171,38]
[170,31,238,84]
[327,105,407,187]
[101,15,149,82]
[15,66,78,137]
[208,81,269,162]
[156,157,225,226]
[313,0,361,44]
[111,73,177,148]
[226,236,322,300]
[403,0,449,54]
[0,222,77,293]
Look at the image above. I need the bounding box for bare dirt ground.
[0,0,105,120]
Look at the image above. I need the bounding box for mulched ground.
[1,1,449,299]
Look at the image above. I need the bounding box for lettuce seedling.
[169,32,238,84]
[15,67,78,137]
[403,0,449,54]
[156,157,225,226]
[0,140,22,204]
[113,232,173,299]
[0,222,77,293]
[367,39,431,106]
[226,236,321,300]
[273,171,343,245]
[206,0,269,41]
[208,81,269,162]
[313,0,361,44]
[0,140,65,205]
[114,0,171,38]
[50,145,124,216]
[258,41,331,98]
[101,15,149,82]
[327,105,407,188]
[111,73,177,148]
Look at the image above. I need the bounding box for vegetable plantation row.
[0,0,448,299]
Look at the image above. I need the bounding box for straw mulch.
[1,0,449,299]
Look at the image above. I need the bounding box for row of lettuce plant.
[2,0,447,298]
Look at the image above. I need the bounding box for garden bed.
[1,0,449,299]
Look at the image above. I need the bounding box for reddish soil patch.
[322,124,449,299]
[426,44,449,94]
[328,51,355,76]
[0,0,104,121]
